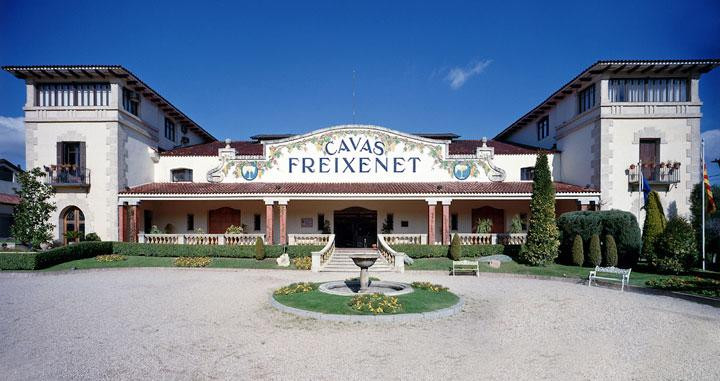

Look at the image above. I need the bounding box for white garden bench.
[452,260,479,277]
[587,266,632,291]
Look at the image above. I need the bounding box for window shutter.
[79,142,86,169]
[57,142,63,166]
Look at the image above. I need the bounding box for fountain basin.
[350,254,379,268]
[318,280,414,296]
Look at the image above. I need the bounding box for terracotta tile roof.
[160,141,263,156]
[161,139,554,156]
[448,140,558,155]
[120,181,597,195]
[0,192,20,205]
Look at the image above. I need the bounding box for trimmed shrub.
[390,243,510,259]
[83,233,101,242]
[255,237,265,260]
[557,210,641,267]
[587,234,602,267]
[604,235,618,267]
[652,216,697,274]
[519,153,560,265]
[449,234,461,260]
[571,234,584,266]
[0,241,113,270]
[642,190,667,264]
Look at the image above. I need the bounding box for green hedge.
[112,242,322,258]
[557,210,641,267]
[1,242,323,270]
[391,244,518,258]
[0,241,112,270]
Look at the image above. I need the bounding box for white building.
[3,60,718,267]
[0,159,22,238]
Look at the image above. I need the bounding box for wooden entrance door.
[471,206,505,233]
[639,138,659,180]
[208,207,242,234]
[333,207,377,248]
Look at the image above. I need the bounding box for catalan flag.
[704,163,717,214]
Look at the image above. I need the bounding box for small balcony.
[44,165,91,188]
[627,162,681,187]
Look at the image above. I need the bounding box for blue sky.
[1,0,719,176]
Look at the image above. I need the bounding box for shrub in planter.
[225,225,244,234]
[652,216,697,274]
[509,215,524,234]
[449,233,461,261]
[571,234,584,266]
[255,237,265,260]
[475,218,493,234]
[604,235,618,267]
[587,234,602,267]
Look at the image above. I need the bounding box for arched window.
[61,206,85,243]
[171,168,193,182]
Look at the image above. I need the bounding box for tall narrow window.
[187,214,194,231]
[537,116,549,140]
[254,214,261,231]
[122,87,140,116]
[578,84,596,113]
[164,118,176,142]
[451,213,458,231]
[639,138,660,180]
[386,213,394,231]
[317,213,325,232]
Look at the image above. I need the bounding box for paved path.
[1,268,719,380]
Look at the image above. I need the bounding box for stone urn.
[350,254,379,292]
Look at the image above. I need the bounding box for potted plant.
[64,230,80,245]
[475,218,493,234]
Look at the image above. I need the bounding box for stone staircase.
[320,248,395,272]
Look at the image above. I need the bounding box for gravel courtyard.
[1,268,719,380]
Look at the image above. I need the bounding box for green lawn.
[273,286,459,315]
[43,256,298,271]
[407,257,704,287]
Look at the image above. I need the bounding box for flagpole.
[702,139,706,271]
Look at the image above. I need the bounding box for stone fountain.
[317,252,413,296]
[349,254,378,292]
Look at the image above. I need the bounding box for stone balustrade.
[311,234,336,272]
[378,233,427,245]
[376,234,405,273]
[138,233,266,245]
[287,234,332,246]
[457,233,527,245]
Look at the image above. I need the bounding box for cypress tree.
[642,190,666,264]
[604,234,618,267]
[519,153,560,265]
[587,234,602,267]
[571,234,584,266]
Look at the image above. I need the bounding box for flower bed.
[272,281,459,315]
[646,277,720,298]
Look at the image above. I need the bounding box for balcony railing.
[45,166,90,187]
[628,163,681,185]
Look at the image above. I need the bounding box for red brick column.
[442,202,451,245]
[129,204,138,243]
[265,203,274,244]
[427,202,436,245]
[118,205,126,242]
[278,203,287,245]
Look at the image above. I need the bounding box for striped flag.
[704,163,717,214]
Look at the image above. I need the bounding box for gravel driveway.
[1,268,719,380]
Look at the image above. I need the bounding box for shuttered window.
[36,83,110,107]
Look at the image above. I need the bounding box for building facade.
[2,60,718,260]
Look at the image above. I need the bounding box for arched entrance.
[60,206,85,244]
[333,207,377,248]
